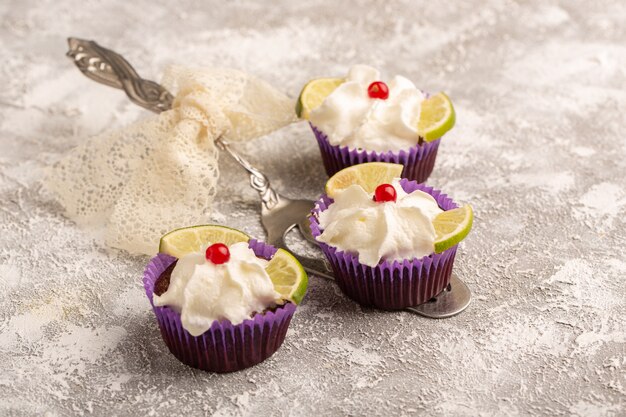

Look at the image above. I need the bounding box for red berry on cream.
[205,243,230,264]
[374,183,397,203]
[367,81,390,100]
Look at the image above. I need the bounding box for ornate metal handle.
[67,38,174,113]
[66,37,280,208]
[215,138,279,209]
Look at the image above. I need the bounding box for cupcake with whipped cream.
[297,65,455,182]
[143,225,307,372]
[309,163,471,309]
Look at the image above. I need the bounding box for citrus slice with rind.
[433,204,473,253]
[324,162,404,198]
[417,92,456,142]
[265,248,308,304]
[159,225,250,259]
[296,77,344,120]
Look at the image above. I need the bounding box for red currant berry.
[373,184,397,203]
[205,243,230,264]
[367,81,389,100]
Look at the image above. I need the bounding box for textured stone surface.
[1,0,625,415]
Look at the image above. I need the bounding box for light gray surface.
[1,0,625,416]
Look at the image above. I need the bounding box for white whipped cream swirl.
[316,180,443,267]
[154,242,280,335]
[309,65,426,152]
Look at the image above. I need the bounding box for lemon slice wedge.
[433,204,473,253]
[296,77,344,120]
[324,162,404,198]
[417,92,456,142]
[159,225,250,259]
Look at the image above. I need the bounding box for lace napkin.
[44,67,295,255]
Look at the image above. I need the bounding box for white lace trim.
[43,67,295,254]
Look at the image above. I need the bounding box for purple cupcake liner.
[311,124,440,183]
[143,239,296,373]
[310,179,459,310]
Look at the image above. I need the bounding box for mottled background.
[1,0,625,416]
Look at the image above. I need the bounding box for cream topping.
[316,180,443,267]
[154,242,280,335]
[309,65,426,152]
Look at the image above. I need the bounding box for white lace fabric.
[44,67,295,255]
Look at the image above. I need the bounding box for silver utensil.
[66,37,471,318]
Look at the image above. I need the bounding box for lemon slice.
[324,162,404,198]
[296,77,344,120]
[417,92,456,142]
[159,225,250,258]
[433,204,473,253]
[265,249,308,304]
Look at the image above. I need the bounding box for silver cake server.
[66,37,471,318]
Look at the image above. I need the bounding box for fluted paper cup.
[311,124,440,183]
[310,179,458,310]
[143,240,296,373]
